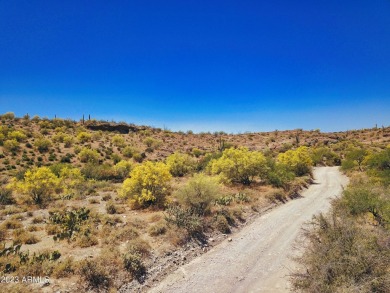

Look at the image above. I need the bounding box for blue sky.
[1,0,389,132]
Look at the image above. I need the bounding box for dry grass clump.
[31,215,45,224]
[0,229,6,242]
[74,233,99,248]
[0,218,23,230]
[148,221,167,236]
[12,228,40,244]
[101,225,139,245]
[77,247,131,291]
[51,256,76,278]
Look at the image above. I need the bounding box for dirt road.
[148,167,348,293]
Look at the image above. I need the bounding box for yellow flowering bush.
[277,146,313,176]
[9,167,60,205]
[209,147,267,185]
[120,161,172,208]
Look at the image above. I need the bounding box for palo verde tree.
[341,148,368,172]
[277,146,313,176]
[120,161,172,208]
[9,167,60,205]
[78,147,100,164]
[209,147,268,185]
[59,166,85,196]
[364,146,390,185]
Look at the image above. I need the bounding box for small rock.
[228,238,232,242]
[182,256,186,261]
[202,247,207,252]
[209,238,214,242]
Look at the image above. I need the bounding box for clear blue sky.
[1,0,389,133]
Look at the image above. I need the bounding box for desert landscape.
[0,112,389,292]
[1,1,389,292]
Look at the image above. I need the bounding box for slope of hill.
[0,112,389,292]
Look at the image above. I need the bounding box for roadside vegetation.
[0,112,389,292]
[292,145,390,293]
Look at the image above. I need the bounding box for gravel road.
[148,167,348,293]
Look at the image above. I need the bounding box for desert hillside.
[0,112,389,292]
[1,113,389,175]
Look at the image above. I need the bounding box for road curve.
[148,167,348,293]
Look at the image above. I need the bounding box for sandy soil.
[146,167,348,293]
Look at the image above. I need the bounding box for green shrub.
[3,139,19,152]
[0,179,15,205]
[364,147,390,185]
[266,160,295,190]
[291,212,390,293]
[122,146,137,158]
[49,208,90,242]
[192,148,204,158]
[175,173,220,215]
[165,205,203,235]
[166,152,196,177]
[113,160,133,179]
[34,138,52,153]
[1,112,15,120]
[215,195,234,206]
[196,152,222,171]
[143,137,161,149]
[63,135,74,147]
[339,179,389,227]
[111,153,122,164]
[81,163,118,181]
[112,134,125,147]
[341,148,368,172]
[311,147,340,166]
[123,249,146,280]
[214,214,230,233]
